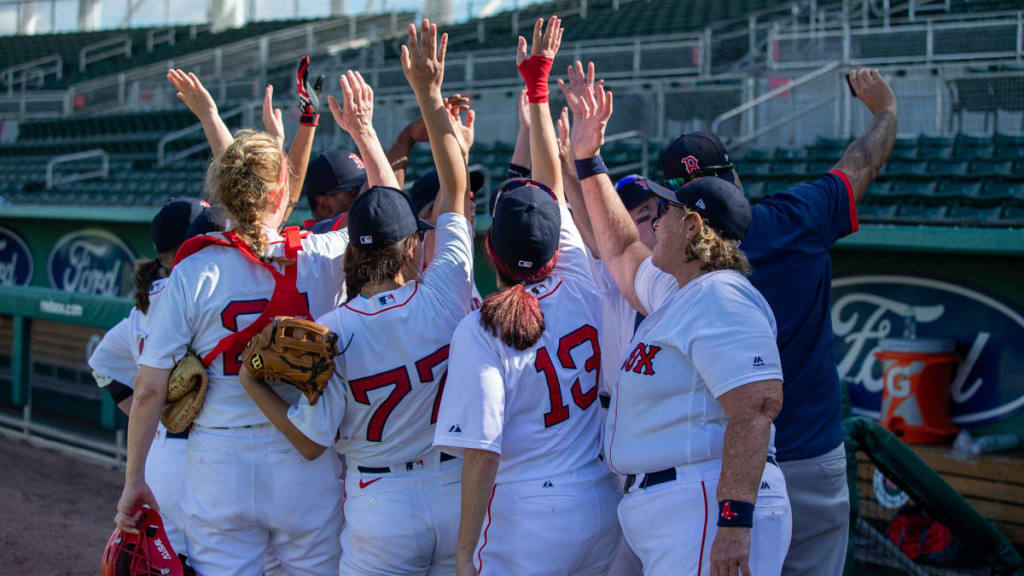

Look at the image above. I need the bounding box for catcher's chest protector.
[174,226,313,368]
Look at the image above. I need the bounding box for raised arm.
[284,56,324,222]
[386,117,429,189]
[401,19,467,217]
[570,73,651,313]
[517,16,564,204]
[167,69,233,157]
[832,68,898,202]
[328,70,399,190]
[509,88,532,174]
[557,106,600,256]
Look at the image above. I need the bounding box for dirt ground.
[0,436,123,576]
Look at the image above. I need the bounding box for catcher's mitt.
[241,316,338,405]
[161,353,207,434]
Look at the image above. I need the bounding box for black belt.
[358,452,457,474]
[624,455,778,493]
[599,394,610,409]
[166,429,190,440]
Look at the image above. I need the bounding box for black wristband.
[574,155,608,180]
[717,500,754,528]
[300,113,319,127]
[507,163,531,179]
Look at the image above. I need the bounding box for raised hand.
[446,94,475,158]
[570,79,613,160]
[557,60,596,117]
[517,16,563,66]
[556,106,571,165]
[517,88,531,132]
[297,56,324,127]
[167,69,217,120]
[262,84,285,148]
[328,70,376,139]
[401,19,448,97]
[849,68,897,117]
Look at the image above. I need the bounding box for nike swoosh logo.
[359,478,381,489]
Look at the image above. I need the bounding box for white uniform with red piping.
[605,259,792,576]
[288,212,474,575]
[433,205,621,576]
[139,226,348,576]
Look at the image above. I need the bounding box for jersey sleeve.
[304,229,350,301]
[553,204,595,286]
[767,171,858,247]
[633,257,680,315]
[138,266,193,369]
[433,316,506,456]
[421,212,474,323]
[88,317,138,388]
[683,277,783,398]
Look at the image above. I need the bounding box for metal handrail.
[157,103,257,167]
[79,35,132,72]
[604,130,650,178]
[1,54,62,92]
[147,27,176,52]
[46,149,109,189]
[728,95,840,150]
[712,61,843,135]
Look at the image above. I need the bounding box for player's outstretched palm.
[401,19,447,97]
[328,70,376,138]
[262,84,285,148]
[849,67,897,117]
[557,106,572,164]
[569,80,613,160]
[167,69,217,121]
[557,60,596,117]
[516,16,563,66]
[445,94,476,157]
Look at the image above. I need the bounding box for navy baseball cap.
[303,149,367,202]
[489,179,561,273]
[409,169,486,217]
[348,186,433,247]
[151,197,206,253]
[185,205,226,239]
[661,131,735,187]
[614,174,671,211]
[650,177,751,241]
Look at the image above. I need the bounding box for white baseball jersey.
[89,278,170,388]
[288,213,473,467]
[588,258,639,397]
[604,259,783,475]
[433,205,604,484]
[140,228,349,427]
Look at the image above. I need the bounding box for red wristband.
[518,56,554,103]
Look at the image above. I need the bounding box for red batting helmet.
[102,506,183,576]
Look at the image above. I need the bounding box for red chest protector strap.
[174,226,311,368]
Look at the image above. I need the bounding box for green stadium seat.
[994,133,1024,148]
[995,147,1024,160]
[955,133,992,149]
[927,160,968,177]
[866,181,894,198]
[1014,161,1024,178]
[918,135,955,149]
[857,203,899,221]
[1002,206,1024,225]
[883,160,928,177]
[741,161,773,176]
[889,180,938,198]
[889,147,919,160]
[772,162,807,176]
[935,181,982,198]
[919,147,954,160]
[764,180,799,196]
[807,160,834,175]
[947,205,1003,223]
[957,145,994,160]
[898,204,948,221]
[738,148,773,161]
[774,148,807,161]
[970,160,1014,177]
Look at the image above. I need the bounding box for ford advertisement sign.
[833,275,1024,427]
[48,229,136,297]
[0,225,33,287]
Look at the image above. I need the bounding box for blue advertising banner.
[0,225,33,287]
[833,275,1024,426]
[47,229,136,297]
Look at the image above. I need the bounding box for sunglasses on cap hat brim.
[491,178,558,218]
[665,163,735,190]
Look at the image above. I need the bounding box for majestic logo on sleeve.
[681,155,701,175]
[621,343,662,375]
[753,356,765,367]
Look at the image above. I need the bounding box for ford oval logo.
[47,229,136,297]
[832,275,1024,427]
[0,225,33,287]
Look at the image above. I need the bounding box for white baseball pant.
[340,452,461,575]
[601,401,645,576]
[474,459,622,576]
[181,424,343,576]
[618,458,792,576]
[145,426,188,556]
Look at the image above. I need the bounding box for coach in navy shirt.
[662,69,897,576]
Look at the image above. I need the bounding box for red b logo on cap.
[681,155,700,175]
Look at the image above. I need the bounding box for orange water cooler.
[874,338,959,444]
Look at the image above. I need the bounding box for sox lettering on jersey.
[621,343,662,375]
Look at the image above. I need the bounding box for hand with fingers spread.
[296,56,325,127]
[114,479,158,534]
[167,68,218,121]
[569,79,613,161]
[445,93,476,158]
[517,16,563,103]
[556,106,572,166]
[557,60,597,118]
[262,84,285,148]
[848,67,897,117]
[401,19,448,97]
[328,70,377,140]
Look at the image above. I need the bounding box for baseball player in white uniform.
[433,17,620,576]
[90,198,205,559]
[239,20,473,575]
[114,129,357,575]
[567,78,792,576]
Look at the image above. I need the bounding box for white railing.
[46,149,110,189]
[1,54,63,93]
[146,27,176,52]
[0,407,125,468]
[157,102,259,166]
[0,89,67,118]
[79,34,132,73]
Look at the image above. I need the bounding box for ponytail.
[132,258,166,314]
[479,235,558,350]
